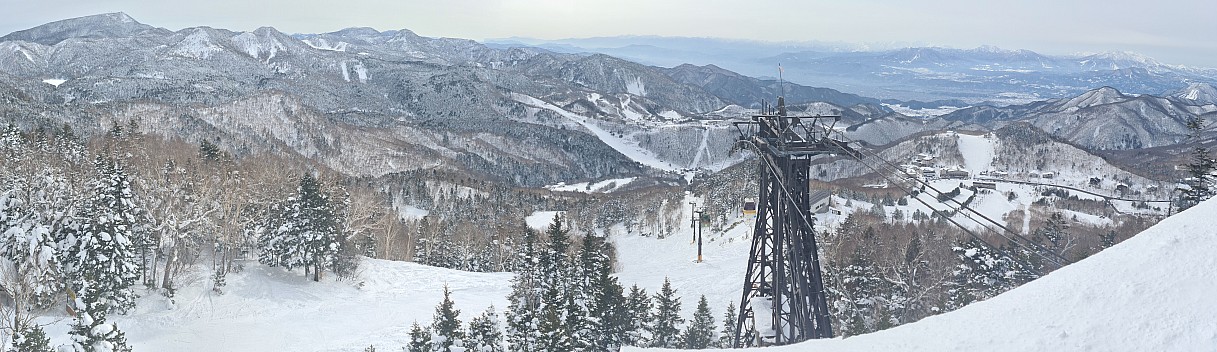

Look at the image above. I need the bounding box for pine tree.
[624,284,652,347]
[576,233,624,352]
[67,285,132,352]
[1,121,23,157]
[258,173,345,281]
[535,214,576,352]
[198,139,224,162]
[467,306,504,352]
[837,249,886,336]
[1033,212,1069,255]
[65,157,141,313]
[535,303,570,352]
[539,214,571,299]
[1179,116,1215,210]
[1099,230,1117,250]
[681,295,716,349]
[576,233,610,291]
[587,275,629,352]
[718,302,737,348]
[10,323,53,352]
[947,240,1028,311]
[0,179,65,310]
[505,230,542,352]
[431,285,466,352]
[562,294,590,352]
[648,278,684,348]
[407,322,433,352]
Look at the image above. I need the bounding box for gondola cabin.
[742,198,757,216]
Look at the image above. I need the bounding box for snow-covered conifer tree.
[1033,212,1070,255]
[67,285,132,352]
[505,230,541,352]
[681,295,715,349]
[466,306,504,352]
[624,284,652,347]
[431,285,466,352]
[648,278,683,348]
[535,303,571,352]
[10,322,53,352]
[718,302,737,348]
[258,173,344,281]
[1179,116,1215,210]
[407,322,433,352]
[64,157,141,313]
[837,248,887,336]
[0,181,65,312]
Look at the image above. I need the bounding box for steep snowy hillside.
[629,197,1217,352]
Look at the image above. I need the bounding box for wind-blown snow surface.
[630,198,1217,352]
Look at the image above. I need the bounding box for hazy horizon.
[1,0,1213,68]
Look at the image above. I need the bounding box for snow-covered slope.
[630,197,1217,352]
[42,260,513,352]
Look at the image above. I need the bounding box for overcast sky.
[1,0,1213,67]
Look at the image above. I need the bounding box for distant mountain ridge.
[941,86,1217,150]
[0,13,1210,187]
[497,36,1217,104]
[0,13,869,186]
[0,12,167,46]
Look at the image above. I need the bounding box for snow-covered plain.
[630,197,1217,352]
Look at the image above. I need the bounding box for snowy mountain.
[1170,82,1217,105]
[628,196,1217,352]
[502,37,1217,104]
[0,12,167,46]
[763,47,1217,104]
[0,13,759,185]
[4,13,1210,186]
[941,86,1215,151]
[660,63,881,108]
[816,124,1172,199]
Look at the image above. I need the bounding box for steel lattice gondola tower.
[731,97,859,347]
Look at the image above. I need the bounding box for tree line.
[392,215,732,352]
[0,121,396,351]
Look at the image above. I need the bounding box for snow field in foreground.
[43,260,512,352]
[35,193,1215,352]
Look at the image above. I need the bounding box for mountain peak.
[0,12,158,46]
[107,12,138,24]
[332,27,382,37]
[1060,86,1126,110]
[1081,51,1163,69]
